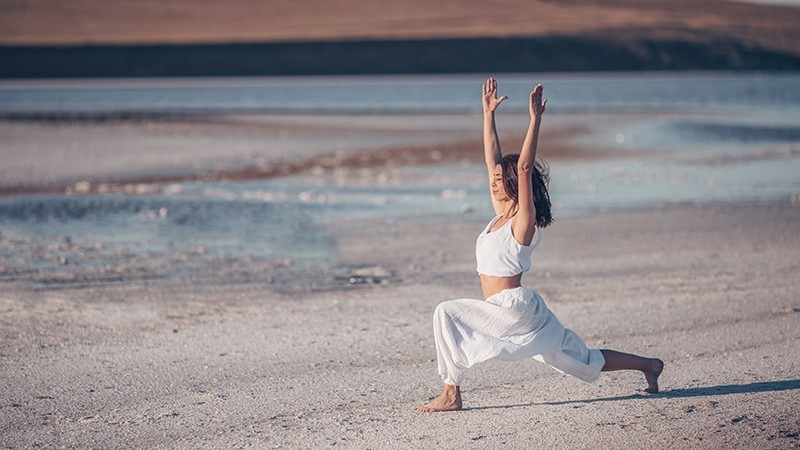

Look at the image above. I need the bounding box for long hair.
[498,153,553,228]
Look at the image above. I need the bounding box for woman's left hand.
[529,83,548,119]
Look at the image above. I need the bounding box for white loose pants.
[433,287,605,386]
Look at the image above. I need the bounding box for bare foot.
[416,386,462,413]
[643,358,664,394]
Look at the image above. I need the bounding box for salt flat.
[1,203,798,449]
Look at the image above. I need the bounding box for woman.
[416,77,663,413]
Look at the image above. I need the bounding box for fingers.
[528,83,547,115]
[530,83,546,104]
[483,77,510,110]
[532,83,543,98]
[484,76,496,94]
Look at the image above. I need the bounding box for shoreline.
[1,196,796,292]
[2,202,798,448]
[2,104,798,296]
[0,112,625,195]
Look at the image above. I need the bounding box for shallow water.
[3,72,800,115]
[1,72,799,285]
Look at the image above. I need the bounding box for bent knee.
[433,300,460,320]
[433,302,448,318]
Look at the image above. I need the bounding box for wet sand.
[0,113,621,195]
[1,202,799,448]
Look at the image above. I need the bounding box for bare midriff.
[480,273,523,299]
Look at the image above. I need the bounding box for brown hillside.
[1,0,799,56]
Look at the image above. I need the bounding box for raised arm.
[482,77,508,215]
[513,83,547,245]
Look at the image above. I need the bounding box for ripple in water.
[0,194,334,263]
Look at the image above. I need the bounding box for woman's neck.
[501,203,519,219]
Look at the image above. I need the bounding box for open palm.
[482,77,508,113]
[529,83,547,119]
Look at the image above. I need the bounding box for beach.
[1,73,800,448]
[2,203,799,448]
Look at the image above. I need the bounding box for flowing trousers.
[433,287,605,386]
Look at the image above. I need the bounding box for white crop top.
[475,215,542,277]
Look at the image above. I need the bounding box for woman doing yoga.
[416,77,664,413]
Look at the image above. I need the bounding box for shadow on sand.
[465,379,800,411]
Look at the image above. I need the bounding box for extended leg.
[600,349,664,394]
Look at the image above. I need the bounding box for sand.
[1,201,799,448]
[0,113,482,192]
[1,85,799,447]
[0,112,618,194]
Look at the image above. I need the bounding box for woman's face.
[491,164,511,202]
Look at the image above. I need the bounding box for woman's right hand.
[482,77,508,114]
[529,83,547,119]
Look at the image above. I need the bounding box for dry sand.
[1,202,799,448]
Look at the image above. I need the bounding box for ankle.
[443,384,460,397]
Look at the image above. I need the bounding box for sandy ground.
[1,202,799,449]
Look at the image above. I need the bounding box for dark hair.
[499,153,553,228]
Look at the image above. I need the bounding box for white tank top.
[476,215,542,277]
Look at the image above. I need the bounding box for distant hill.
[2,0,799,77]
